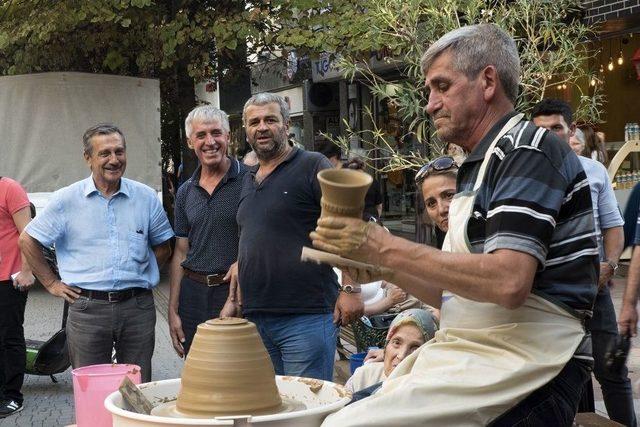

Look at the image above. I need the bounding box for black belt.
[78,287,150,303]
[183,269,229,287]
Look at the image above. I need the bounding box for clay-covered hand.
[334,292,364,326]
[310,217,382,262]
[168,310,185,357]
[364,348,384,363]
[618,302,638,337]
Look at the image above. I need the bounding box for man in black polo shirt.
[168,105,248,357]
[226,92,363,381]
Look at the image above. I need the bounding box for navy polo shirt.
[174,158,248,274]
[237,148,340,314]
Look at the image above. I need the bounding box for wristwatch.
[606,259,619,273]
[340,284,362,294]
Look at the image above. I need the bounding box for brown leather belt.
[183,269,228,287]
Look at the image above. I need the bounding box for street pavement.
[4,270,640,425]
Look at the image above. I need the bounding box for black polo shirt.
[236,148,339,314]
[174,158,248,274]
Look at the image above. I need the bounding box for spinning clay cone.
[176,318,282,417]
[317,169,373,219]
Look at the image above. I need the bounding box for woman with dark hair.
[579,123,608,165]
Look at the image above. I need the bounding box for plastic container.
[72,364,141,427]
[349,352,367,374]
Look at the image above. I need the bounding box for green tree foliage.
[322,0,602,171]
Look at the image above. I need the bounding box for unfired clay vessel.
[176,318,282,417]
[317,169,373,219]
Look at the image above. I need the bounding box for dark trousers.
[587,287,637,427]
[490,358,592,427]
[0,282,28,404]
[66,290,155,382]
[178,277,229,355]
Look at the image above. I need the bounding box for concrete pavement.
[4,271,640,425]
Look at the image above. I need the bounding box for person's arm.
[152,240,172,268]
[19,232,80,303]
[599,226,624,289]
[620,245,640,336]
[168,237,188,357]
[12,206,35,290]
[364,284,406,316]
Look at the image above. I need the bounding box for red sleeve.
[4,179,30,215]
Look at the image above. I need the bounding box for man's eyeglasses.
[415,155,458,184]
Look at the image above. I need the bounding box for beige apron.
[323,114,586,426]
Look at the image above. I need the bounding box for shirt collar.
[250,146,300,178]
[82,176,129,198]
[190,157,239,188]
[463,110,519,164]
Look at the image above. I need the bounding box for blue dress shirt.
[26,177,174,291]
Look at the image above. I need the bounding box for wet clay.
[317,169,372,219]
[176,318,282,417]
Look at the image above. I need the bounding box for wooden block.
[575,412,625,427]
[119,376,154,415]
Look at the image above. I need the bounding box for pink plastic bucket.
[72,364,141,427]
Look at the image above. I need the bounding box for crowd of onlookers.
[0,23,620,427]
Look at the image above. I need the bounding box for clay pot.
[176,318,282,417]
[317,169,373,219]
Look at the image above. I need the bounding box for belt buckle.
[108,291,119,303]
[206,274,220,287]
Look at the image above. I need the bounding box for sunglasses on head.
[415,155,458,184]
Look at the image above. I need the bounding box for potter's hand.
[220,299,241,318]
[168,309,185,357]
[334,291,364,326]
[618,301,638,337]
[45,279,80,304]
[225,262,242,306]
[310,217,376,261]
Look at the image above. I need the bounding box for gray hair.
[421,24,520,104]
[185,105,230,138]
[242,92,290,124]
[83,123,126,156]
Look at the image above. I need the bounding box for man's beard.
[251,129,288,161]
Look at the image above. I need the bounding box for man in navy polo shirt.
[225,92,363,381]
[168,105,248,357]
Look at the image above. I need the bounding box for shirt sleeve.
[312,155,333,204]
[148,194,175,246]
[173,187,189,238]
[24,196,65,247]
[483,148,570,264]
[596,164,624,230]
[4,179,30,215]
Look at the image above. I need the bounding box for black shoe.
[0,400,23,418]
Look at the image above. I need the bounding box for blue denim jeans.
[490,358,591,427]
[245,312,337,381]
[586,287,637,427]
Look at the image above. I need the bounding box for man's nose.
[257,120,269,131]
[425,92,441,116]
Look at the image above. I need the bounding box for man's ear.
[186,136,194,149]
[84,152,91,167]
[481,65,498,102]
[569,123,576,138]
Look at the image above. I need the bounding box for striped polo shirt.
[458,111,599,318]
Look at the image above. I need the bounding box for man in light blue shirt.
[533,100,633,427]
[20,123,174,382]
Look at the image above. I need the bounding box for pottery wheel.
[151,396,307,419]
